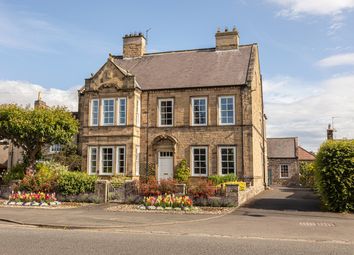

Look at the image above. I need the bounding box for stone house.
[267,137,314,187]
[78,28,267,191]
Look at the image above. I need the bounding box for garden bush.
[315,140,354,212]
[17,161,66,193]
[2,163,26,184]
[111,175,131,189]
[299,162,315,188]
[216,181,247,191]
[208,174,238,185]
[175,159,190,183]
[187,179,215,199]
[57,171,97,195]
[139,178,178,196]
[159,179,178,194]
[139,178,160,196]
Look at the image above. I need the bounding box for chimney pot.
[327,124,334,140]
[123,32,146,58]
[215,26,240,50]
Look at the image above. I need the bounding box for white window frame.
[191,146,208,177]
[49,144,61,154]
[158,98,174,127]
[116,146,126,175]
[101,98,115,126]
[218,146,236,176]
[117,97,127,126]
[191,97,208,126]
[280,164,289,179]
[100,146,114,175]
[90,99,99,126]
[136,97,141,127]
[87,147,98,175]
[218,96,235,125]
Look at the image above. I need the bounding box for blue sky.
[1,0,354,150]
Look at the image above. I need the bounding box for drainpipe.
[240,86,245,180]
[260,76,267,188]
[145,92,150,178]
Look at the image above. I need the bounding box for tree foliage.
[0,105,79,169]
[175,159,190,183]
[299,162,315,188]
[315,140,354,212]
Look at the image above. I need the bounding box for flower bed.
[140,194,193,211]
[4,191,60,206]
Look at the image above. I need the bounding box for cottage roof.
[267,137,298,158]
[298,146,316,161]
[111,45,254,90]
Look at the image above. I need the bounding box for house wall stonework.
[78,37,266,190]
[268,158,299,187]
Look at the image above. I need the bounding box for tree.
[0,105,79,171]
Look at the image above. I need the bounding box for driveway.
[241,187,322,212]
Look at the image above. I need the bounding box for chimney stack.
[215,26,240,51]
[34,92,47,109]
[327,124,334,140]
[123,32,146,58]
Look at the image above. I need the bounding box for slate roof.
[112,45,254,90]
[267,138,298,158]
[298,146,316,161]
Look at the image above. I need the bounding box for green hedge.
[208,174,238,185]
[57,171,97,195]
[315,140,354,212]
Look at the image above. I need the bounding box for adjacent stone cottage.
[78,28,267,191]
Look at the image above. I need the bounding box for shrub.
[315,140,354,212]
[299,162,315,188]
[17,161,65,193]
[159,179,178,194]
[2,163,26,184]
[175,159,190,183]
[208,174,238,185]
[111,176,131,189]
[139,178,160,196]
[139,178,179,196]
[187,179,215,199]
[57,171,97,195]
[216,181,247,191]
[192,197,237,207]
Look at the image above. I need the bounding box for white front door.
[158,151,173,180]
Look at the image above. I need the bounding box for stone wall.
[268,158,299,187]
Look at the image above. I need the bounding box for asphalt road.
[0,187,353,255]
[0,223,353,255]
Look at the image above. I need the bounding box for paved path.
[242,187,322,212]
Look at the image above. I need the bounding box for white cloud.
[317,53,354,67]
[0,80,78,111]
[268,0,354,34]
[269,0,354,16]
[264,75,354,151]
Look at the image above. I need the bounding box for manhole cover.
[299,222,335,227]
